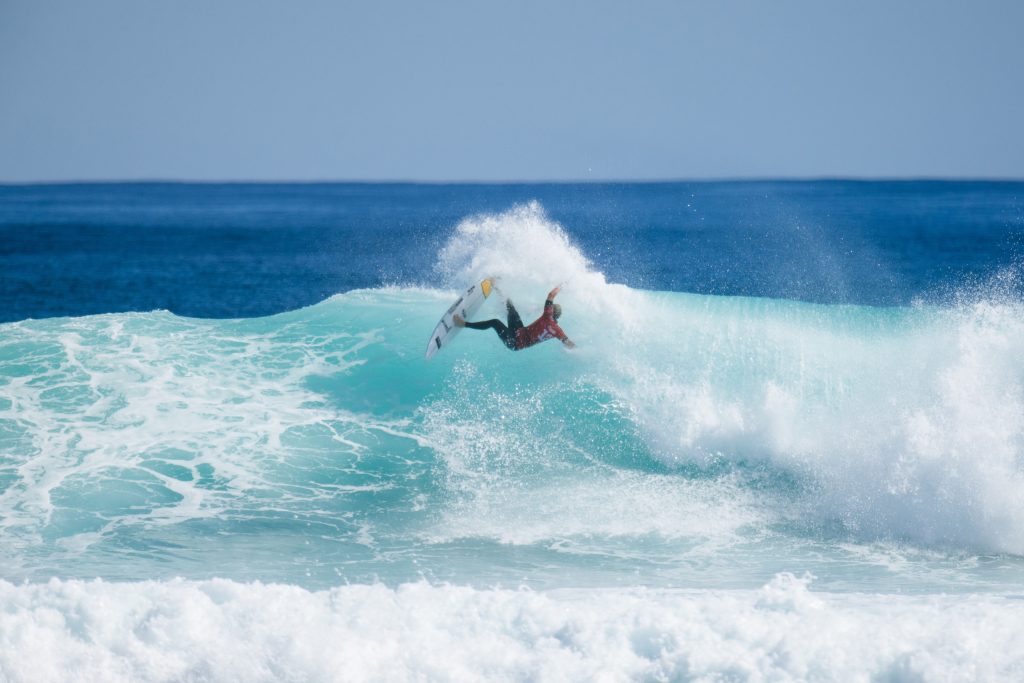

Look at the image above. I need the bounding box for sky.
[1,0,1022,182]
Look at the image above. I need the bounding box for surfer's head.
[552,303,562,320]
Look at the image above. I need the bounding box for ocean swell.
[0,204,1023,587]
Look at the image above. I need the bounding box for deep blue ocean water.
[1,181,1024,681]
[3,181,1022,322]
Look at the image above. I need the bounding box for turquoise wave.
[2,282,1024,590]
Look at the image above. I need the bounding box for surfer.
[454,285,576,350]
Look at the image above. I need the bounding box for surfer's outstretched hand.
[453,314,465,327]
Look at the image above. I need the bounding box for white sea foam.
[0,310,403,558]
[429,470,768,547]
[0,576,1020,682]
[428,205,1024,554]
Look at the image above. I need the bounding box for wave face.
[1,204,1024,595]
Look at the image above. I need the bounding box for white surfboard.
[424,277,496,360]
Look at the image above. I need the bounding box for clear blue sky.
[1,0,1022,182]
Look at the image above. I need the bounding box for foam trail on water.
[0,309,401,570]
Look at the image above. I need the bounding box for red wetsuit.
[514,300,568,350]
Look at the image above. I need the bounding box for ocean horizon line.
[3,175,1024,187]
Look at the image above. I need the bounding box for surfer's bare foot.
[453,314,465,327]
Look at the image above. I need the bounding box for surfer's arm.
[553,323,575,349]
[544,286,562,313]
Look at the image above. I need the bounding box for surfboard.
[424,277,495,360]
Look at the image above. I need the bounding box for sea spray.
[434,203,1024,553]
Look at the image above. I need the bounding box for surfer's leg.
[463,318,503,331]
[505,301,524,331]
[462,318,517,350]
[463,318,509,338]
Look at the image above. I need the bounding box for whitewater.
[2,202,1024,681]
